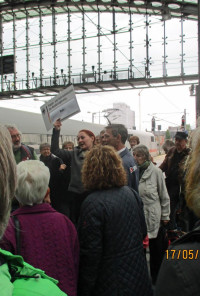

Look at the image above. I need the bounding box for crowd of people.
[0,120,200,296]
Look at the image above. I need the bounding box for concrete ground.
[154,154,165,167]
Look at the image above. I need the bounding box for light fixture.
[168,3,181,9]
[134,0,145,5]
[151,1,162,8]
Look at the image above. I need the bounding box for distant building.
[107,103,135,129]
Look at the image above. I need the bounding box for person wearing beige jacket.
[133,144,170,285]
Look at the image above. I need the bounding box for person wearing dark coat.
[159,131,190,230]
[39,142,66,212]
[104,124,139,192]
[0,124,67,296]
[60,141,74,216]
[155,135,200,296]
[78,145,153,296]
[0,160,79,296]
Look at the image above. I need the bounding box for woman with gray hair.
[0,159,79,296]
[133,144,170,285]
[16,160,50,206]
[0,125,68,296]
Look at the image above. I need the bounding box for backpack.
[21,144,35,161]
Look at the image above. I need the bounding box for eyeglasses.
[11,134,21,139]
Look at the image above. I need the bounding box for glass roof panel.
[183,0,197,3]
[118,0,127,3]
[0,1,197,22]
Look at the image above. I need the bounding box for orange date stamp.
[166,249,199,260]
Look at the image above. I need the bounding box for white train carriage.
[127,129,158,156]
[0,107,158,156]
[0,107,105,151]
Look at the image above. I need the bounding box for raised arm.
[51,119,71,163]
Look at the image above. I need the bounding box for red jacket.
[0,203,79,296]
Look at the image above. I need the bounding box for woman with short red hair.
[51,119,96,225]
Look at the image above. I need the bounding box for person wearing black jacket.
[159,131,190,230]
[155,134,200,296]
[78,145,153,296]
[39,142,66,212]
[104,124,139,192]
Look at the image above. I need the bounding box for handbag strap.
[12,216,21,255]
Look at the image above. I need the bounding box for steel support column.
[145,13,151,78]
[196,0,200,126]
[129,9,134,79]
[67,9,71,83]
[52,6,57,85]
[112,9,117,79]
[13,13,17,90]
[0,15,3,91]
[39,9,43,87]
[82,10,86,77]
[162,20,167,77]
[180,16,185,76]
[97,9,102,81]
[25,10,30,89]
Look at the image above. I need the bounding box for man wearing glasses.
[5,124,37,164]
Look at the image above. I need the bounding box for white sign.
[40,85,80,131]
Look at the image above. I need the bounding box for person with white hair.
[0,159,79,296]
[0,124,68,296]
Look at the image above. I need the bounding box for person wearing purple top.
[0,160,79,296]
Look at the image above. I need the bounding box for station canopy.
[0,0,198,22]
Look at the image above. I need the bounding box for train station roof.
[0,1,198,22]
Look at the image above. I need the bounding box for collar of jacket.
[181,147,190,156]
[168,146,190,157]
[119,147,129,157]
[139,162,154,180]
[40,154,54,161]
[75,146,83,156]
[11,203,56,216]
[76,147,89,159]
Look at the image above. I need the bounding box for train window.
[151,136,155,142]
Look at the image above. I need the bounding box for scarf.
[138,160,151,180]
